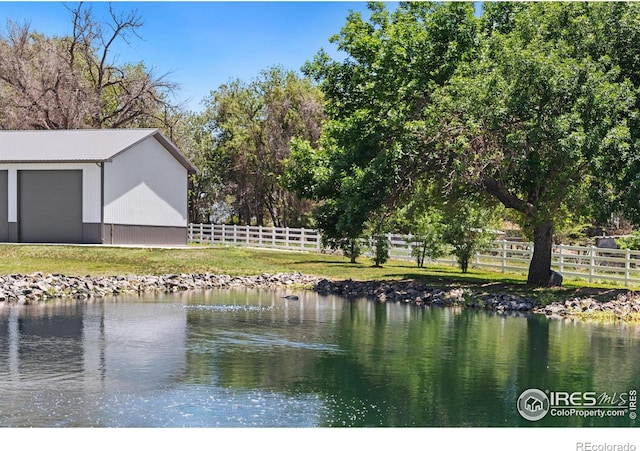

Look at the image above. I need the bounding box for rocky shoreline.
[0,272,321,303]
[1,272,639,322]
[314,278,640,321]
[313,278,537,311]
[539,294,640,321]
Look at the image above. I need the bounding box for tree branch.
[481,175,535,217]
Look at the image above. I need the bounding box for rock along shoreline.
[0,272,321,303]
[1,272,639,322]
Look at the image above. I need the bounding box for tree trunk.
[527,220,554,287]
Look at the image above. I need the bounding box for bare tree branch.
[0,2,177,130]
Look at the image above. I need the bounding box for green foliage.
[409,211,447,268]
[201,66,324,227]
[370,232,390,267]
[290,2,640,285]
[166,110,225,223]
[394,182,502,272]
[617,232,640,251]
[395,183,449,268]
[288,2,479,251]
[326,237,362,264]
[552,215,592,246]
[441,199,502,273]
[283,138,329,200]
[421,2,640,285]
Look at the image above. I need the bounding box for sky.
[0,1,380,112]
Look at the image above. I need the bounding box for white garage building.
[0,129,197,245]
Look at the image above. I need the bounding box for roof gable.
[0,129,197,174]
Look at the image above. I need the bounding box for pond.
[0,289,638,428]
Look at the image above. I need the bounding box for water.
[0,289,638,428]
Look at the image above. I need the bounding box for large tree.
[0,3,176,130]
[428,2,637,285]
[202,66,325,227]
[288,1,640,286]
[286,2,479,257]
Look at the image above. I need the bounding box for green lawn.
[0,243,634,304]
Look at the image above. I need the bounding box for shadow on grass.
[279,256,635,303]
[289,260,359,265]
[382,271,527,291]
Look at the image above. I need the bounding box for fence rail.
[188,223,323,252]
[188,223,640,287]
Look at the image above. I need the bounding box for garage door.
[0,171,7,242]
[18,170,82,243]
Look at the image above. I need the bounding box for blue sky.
[0,1,380,111]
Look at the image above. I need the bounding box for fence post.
[187,228,640,286]
[626,248,631,287]
[502,240,507,273]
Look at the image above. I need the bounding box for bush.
[442,201,501,273]
[370,233,390,267]
[340,237,363,263]
[405,209,447,268]
[617,232,640,250]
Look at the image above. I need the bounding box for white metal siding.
[103,137,188,227]
[82,164,101,222]
[0,163,101,223]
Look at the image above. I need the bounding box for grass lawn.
[0,243,635,304]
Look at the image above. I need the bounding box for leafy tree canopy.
[202,66,325,227]
[286,1,479,247]
[287,1,640,286]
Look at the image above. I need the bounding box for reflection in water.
[0,290,639,427]
[0,300,188,426]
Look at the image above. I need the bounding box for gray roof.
[0,128,197,174]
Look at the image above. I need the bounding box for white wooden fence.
[188,223,640,287]
[188,223,323,252]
